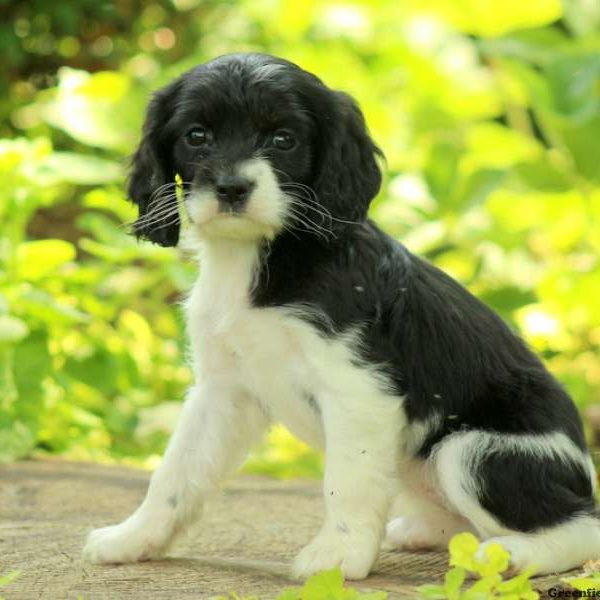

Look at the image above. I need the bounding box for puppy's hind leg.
[433,431,600,574]
[476,516,600,575]
[385,498,475,552]
[83,382,269,564]
[385,459,476,551]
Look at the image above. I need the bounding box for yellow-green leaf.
[16,239,76,280]
[476,541,510,576]
[448,532,480,570]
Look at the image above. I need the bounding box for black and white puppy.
[84,53,600,579]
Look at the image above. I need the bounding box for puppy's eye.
[185,126,210,147]
[272,130,296,151]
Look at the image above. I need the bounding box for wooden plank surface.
[0,460,575,599]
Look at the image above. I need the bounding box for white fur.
[432,431,593,539]
[475,515,600,575]
[84,230,405,579]
[185,158,285,242]
[385,456,476,551]
[386,512,474,551]
[384,431,600,575]
[85,159,600,579]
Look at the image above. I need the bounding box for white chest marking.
[185,239,403,448]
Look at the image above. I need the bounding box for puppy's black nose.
[215,175,254,207]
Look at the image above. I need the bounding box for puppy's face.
[171,60,315,242]
[129,53,382,246]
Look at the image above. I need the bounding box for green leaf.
[0,294,8,315]
[0,316,29,344]
[562,573,600,592]
[13,330,51,428]
[448,533,480,570]
[425,141,460,205]
[513,160,571,192]
[462,574,501,599]
[280,569,388,600]
[496,569,539,599]
[525,53,600,183]
[36,152,123,185]
[40,68,141,152]
[546,54,600,118]
[65,348,119,395]
[17,290,89,326]
[423,0,563,37]
[0,422,35,463]
[562,0,600,35]
[451,169,505,211]
[476,541,510,576]
[482,29,568,69]
[302,569,346,599]
[277,590,300,600]
[479,287,537,320]
[417,584,447,599]
[0,571,20,587]
[445,567,466,596]
[16,239,76,280]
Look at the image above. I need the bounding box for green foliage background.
[1,0,599,473]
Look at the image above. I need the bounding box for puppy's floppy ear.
[128,80,181,247]
[313,91,383,223]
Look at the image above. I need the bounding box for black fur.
[476,450,595,531]
[130,52,596,533]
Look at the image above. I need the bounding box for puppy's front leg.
[293,395,400,580]
[84,382,268,564]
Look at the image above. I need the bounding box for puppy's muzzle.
[215,175,255,213]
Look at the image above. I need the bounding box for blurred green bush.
[1,0,599,473]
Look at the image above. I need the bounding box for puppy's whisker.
[143,198,177,217]
[137,211,182,230]
[127,202,181,227]
[147,184,191,210]
[125,205,182,230]
[285,206,335,242]
[286,199,331,228]
[288,208,332,237]
[285,195,334,230]
[148,179,192,194]
[281,184,364,227]
[143,195,180,216]
[148,183,178,205]
[279,180,319,197]
[303,202,363,226]
[280,181,318,196]
[146,214,182,233]
[296,195,362,226]
[288,197,332,223]
[284,216,328,240]
[279,224,301,241]
[269,166,295,183]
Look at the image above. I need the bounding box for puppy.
[84,53,600,579]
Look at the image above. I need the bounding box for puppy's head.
[129,53,382,246]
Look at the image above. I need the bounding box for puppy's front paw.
[293,528,379,580]
[83,519,168,564]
